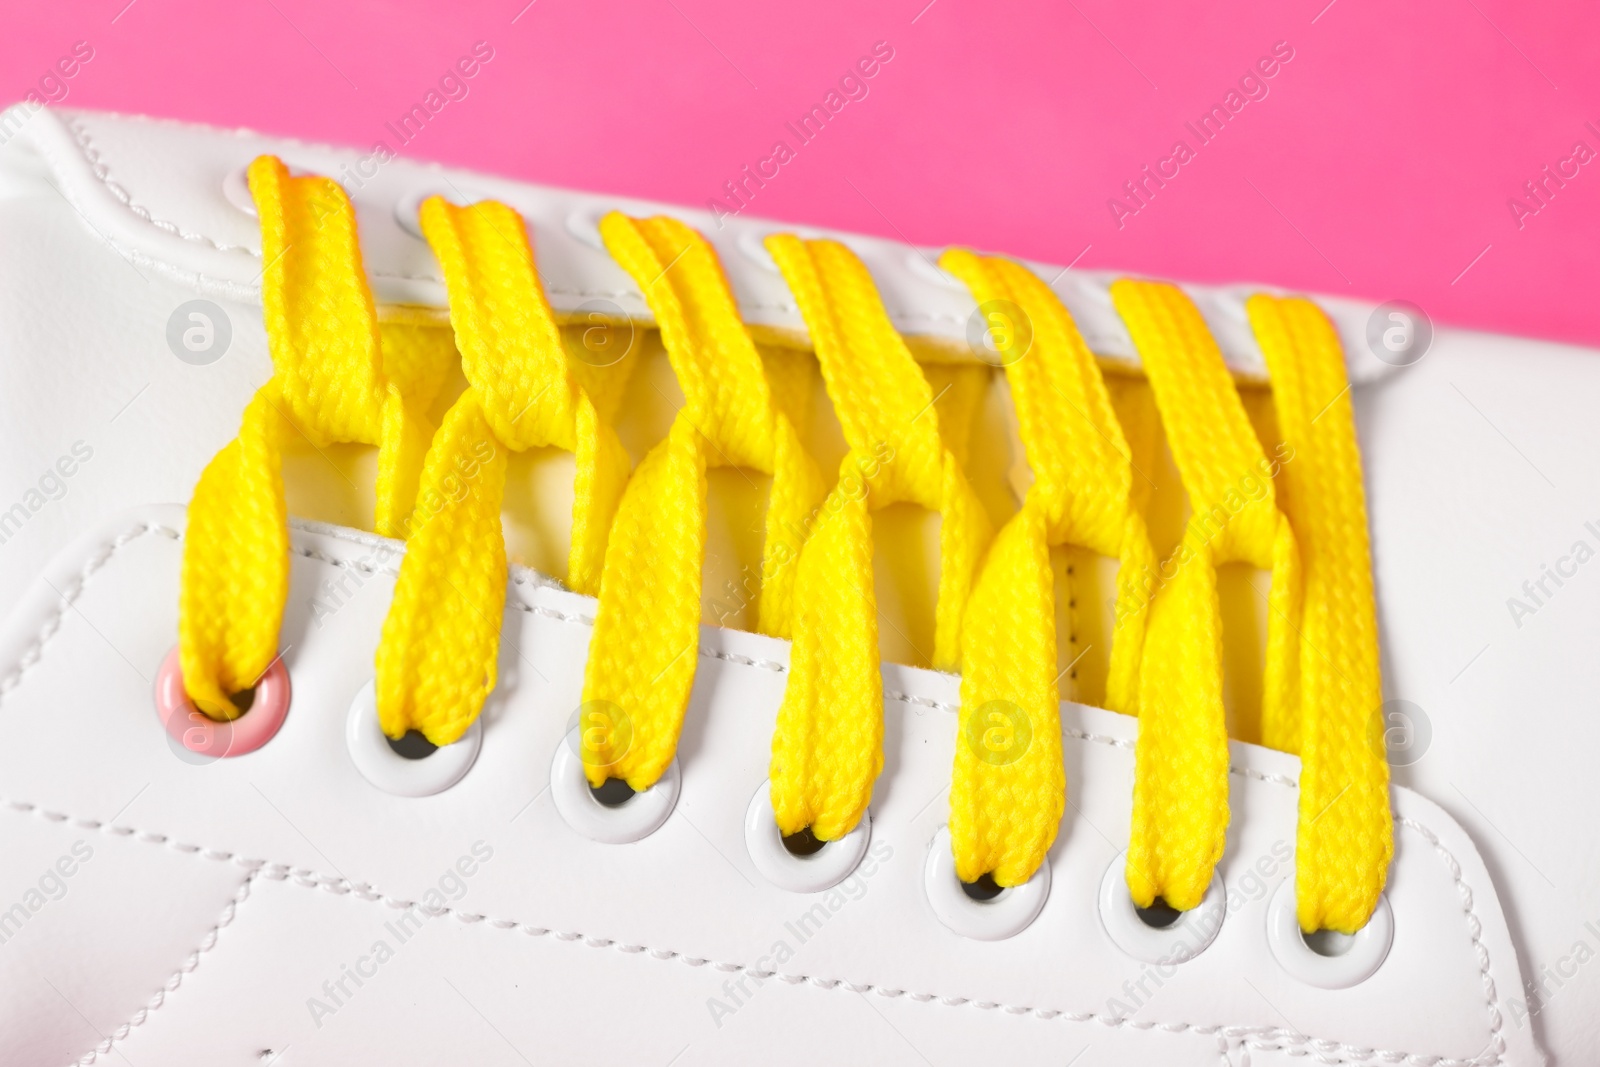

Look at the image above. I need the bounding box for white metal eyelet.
[923,827,1050,940]
[743,780,870,893]
[564,206,609,251]
[223,165,258,217]
[737,226,832,273]
[550,727,680,844]
[1098,851,1225,963]
[737,229,779,272]
[344,680,481,797]
[904,249,965,291]
[224,162,347,218]
[1077,277,1115,307]
[1217,291,1251,324]
[1267,876,1394,988]
[394,185,490,238]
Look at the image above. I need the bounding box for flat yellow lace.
[178,156,1390,933]
[765,235,993,841]
[178,157,452,718]
[578,213,826,788]
[939,250,1155,887]
[375,196,632,744]
[1116,279,1307,914]
[1249,294,1391,933]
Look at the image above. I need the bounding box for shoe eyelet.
[923,826,1050,941]
[565,206,609,251]
[1077,277,1114,307]
[738,227,829,274]
[222,165,258,217]
[344,680,481,796]
[550,727,679,844]
[1098,851,1225,963]
[155,646,290,761]
[744,780,871,893]
[904,249,966,291]
[394,186,490,239]
[737,230,780,273]
[223,163,346,218]
[1216,290,1251,324]
[1267,875,1394,988]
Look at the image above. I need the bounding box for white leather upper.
[0,508,1536,1066]
[1,105,1595,1065]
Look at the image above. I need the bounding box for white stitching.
[0,522,180,701]
[1396,816,1508,1066]
[6,797,1498,1067]
[2,521,1502,1066]
[48,110,1308,389]
[64,118,258,257]
[68,871,256,1066]
[51,114,1094,328]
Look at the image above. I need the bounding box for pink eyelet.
[154,647,291,759]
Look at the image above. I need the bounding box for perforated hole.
[961,872,1005,902]
[195,686,256,721]
[746,784,870,892]
[385,730,437,761]
[925,829,1050,939]
[1302,927,1358,958]
[157,647,290,761]
[345,680,480,796]
[590,777,636,808]
[1099,854,1225,962]
[1135,896,1183,929]
[781,826,826,857]
[1265,876,1393,987]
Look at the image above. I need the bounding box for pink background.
[9,0,1600,346]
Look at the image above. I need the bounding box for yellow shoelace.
[577,214,825,789]
[178,157,453,718]
[1249,294,1391,933]
[177,155,1391,934]
[939,250,1156,888]
[765,235,993,841]
[375,196,632,745]
[1117,279,1307,915]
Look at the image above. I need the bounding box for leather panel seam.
[0,520,1505,1066]
[68,871,257,1067]
[4,797,1499,1067]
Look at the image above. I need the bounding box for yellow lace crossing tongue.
[578,214,826,789]
[1249,295,1392,934]
[1114,279,1305,913]
[178,156,452,719]
[939,250,1156,887]
[176,161,1390,934]
[765,235,993,841]
[375,197,632,745]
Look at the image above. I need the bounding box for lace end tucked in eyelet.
[177,155,453,720]
[374,196,634,747]
[937,249,1156,889]
[576,214,826,792]
[764,235,993,843]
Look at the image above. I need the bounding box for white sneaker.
[0,106,1576,1066]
